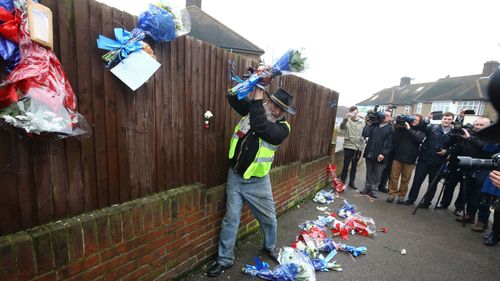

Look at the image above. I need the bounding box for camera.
[366,111,386,125]
[457,153,500,171]
[395,114,415,128]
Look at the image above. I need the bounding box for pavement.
[181,161,500,281]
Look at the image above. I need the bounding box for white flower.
[400,249,407,255]
[204,110,213,119]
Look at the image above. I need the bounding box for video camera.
[367,111,385,125]
[457,153,500,171]
[450,122,473,137]
[395,114,416,129]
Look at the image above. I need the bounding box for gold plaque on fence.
[27,0,54,49]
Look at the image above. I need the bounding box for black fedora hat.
[268,88,297,115]
[476,69,500,142]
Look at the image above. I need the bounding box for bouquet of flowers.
[97,2,191,67]
[0,3,89,138]
[228,49,307,100]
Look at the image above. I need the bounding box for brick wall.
[0,156,332,281]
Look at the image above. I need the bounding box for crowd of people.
[339,106,500,247]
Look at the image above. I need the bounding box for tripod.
[412,159,469,227]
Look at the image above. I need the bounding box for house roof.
[357,82,434,106]
[357,73,490,106]
[186,6,264,56]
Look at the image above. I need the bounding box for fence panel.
[0,0,338,235]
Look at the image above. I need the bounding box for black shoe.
[265,248,280,263]
[484,235,498,246]
[418,203,430,209]
[368,192,378,199]
[453,209,463,217]
[386,196,395,203]
[378,187,389,193]
[348,183,357,190]
[436,204,448,209]
[359,189,370,195]
[397,198,405,204]
[207,262,232,277]
[402,200,414,206]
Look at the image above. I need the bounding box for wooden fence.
[0,0,338,235]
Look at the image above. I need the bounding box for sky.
[98,0,500,106]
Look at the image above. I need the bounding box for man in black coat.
[386,114,425,204]
[403,112,454,207]
[360,110,394,198]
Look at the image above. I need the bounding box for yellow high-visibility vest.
[228,116,290,179]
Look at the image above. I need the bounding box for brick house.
[357,61,499,121]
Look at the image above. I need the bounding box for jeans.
[340,148,361,184]
[217,168,277,266]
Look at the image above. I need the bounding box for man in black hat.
[207,83,296,277]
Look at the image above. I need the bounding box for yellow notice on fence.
[110,50,161,91]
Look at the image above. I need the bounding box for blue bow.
[97,28,144,64]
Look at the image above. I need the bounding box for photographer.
[339,106,365,189]
[435,119,492,229]
[386,114,425,204]
[404,112,454,207]
[359,110,394,198]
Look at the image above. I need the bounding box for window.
[431,101,452,113]
[416,102,423,114]
[404,105,411,114]
[457,100,485,115]
[378,105,388,112]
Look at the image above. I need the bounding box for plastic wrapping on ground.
[0,22,89,138]
[313,190,334,204]
[344,214,377,237]
[228,49,305,100]
[242,257,299,281]
[327,164,345,193]
[337,200,357,219]
[278,247,316,281]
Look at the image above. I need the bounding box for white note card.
[110,50,161,91]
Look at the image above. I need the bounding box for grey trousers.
[364,158,385,195]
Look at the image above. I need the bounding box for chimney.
[400,76,411,87]
[482,61,500,76]
[186,0,201,8]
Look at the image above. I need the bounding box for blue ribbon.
[97,28,144,65]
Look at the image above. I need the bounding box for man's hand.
[253,87,264,100]
[462,128,470,139]
[404,122,410,130]
[377,154,385,162]
[437,149,447,156]
[490,170,500,188]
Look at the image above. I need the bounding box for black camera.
[457,153,500,171]
[367,111,386,125]
[395,114,416,128]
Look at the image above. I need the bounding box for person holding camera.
[339,106,365,189]
[483,163,500,246]
[435,118,492,230]
[386,114,425,204]
[359,110,394,199]
[403,112,454,207]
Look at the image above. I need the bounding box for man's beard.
[264,103,283,122]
